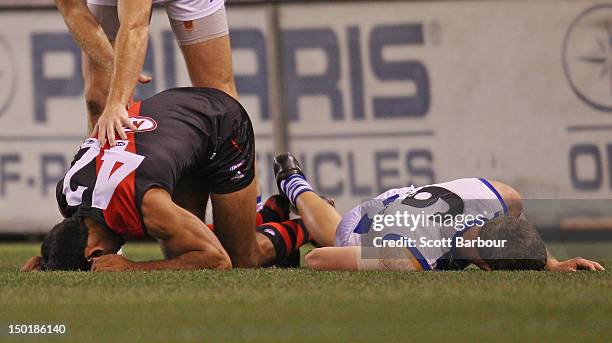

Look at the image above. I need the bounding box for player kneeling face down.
[21,88,311,272]
[271,153,605,273]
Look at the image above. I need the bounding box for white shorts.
[87,0,224,21]
[87,0,228,45]
[335,186,416,247]
[335,178,508,247]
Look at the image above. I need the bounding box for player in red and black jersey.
[21,87,310,271]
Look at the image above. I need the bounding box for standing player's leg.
[168,6,237,98]
[180,34,237,98]
[81,4,120,132]
[82,53,111,132]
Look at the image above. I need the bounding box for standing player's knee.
[489,180,523,217]
[216,67,234,87]
[85,101,103,130]
[202,68,234,96]
[84,87,108,125]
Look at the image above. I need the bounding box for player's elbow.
[189,250,231,270]
[202,247,232,270]
[212,255,232,270]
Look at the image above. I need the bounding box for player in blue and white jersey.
[272,153,604,273]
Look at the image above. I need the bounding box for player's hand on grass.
[547,257,605,272]
[92,103,137,147]
[91,254,134,272]
[21,256,42,272]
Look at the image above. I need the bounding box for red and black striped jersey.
[56,87,250,237]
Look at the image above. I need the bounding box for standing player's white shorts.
[335,178,508,247]
[87,0,228,45]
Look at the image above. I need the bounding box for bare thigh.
[180,35,237,98]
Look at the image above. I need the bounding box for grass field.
[1,243,611,343]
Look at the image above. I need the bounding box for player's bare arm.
[56,0,151,131]
[93,0,152,147]
[54,0,114,69]
[545,250,604,272]
[91,188,231,271]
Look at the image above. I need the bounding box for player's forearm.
[305,247,360,271]
[55,0,114,68]
[129,251,232,271]
[106,24,148,107]
[306,247,419,271]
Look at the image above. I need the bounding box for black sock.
[256,219,309,265]
[258,194,290,224]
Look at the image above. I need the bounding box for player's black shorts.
[198,106,256,194]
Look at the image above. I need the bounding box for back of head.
[478,216,547,271]
[40,217,90,271]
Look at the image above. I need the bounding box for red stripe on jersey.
[269,222,293,256]
[128,101,142,117]
[97,102,144,237]
[291,221,305,247]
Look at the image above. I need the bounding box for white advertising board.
[0,1,611,232]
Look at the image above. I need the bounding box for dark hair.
[40,217,90,271]
[478,216,547,271]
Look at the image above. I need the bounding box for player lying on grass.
[21,88,310,271]
[272,154,605,272]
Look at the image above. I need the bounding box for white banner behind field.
[278,1,612,224]
[0,1,611,232]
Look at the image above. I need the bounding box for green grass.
[1,243,611,343]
